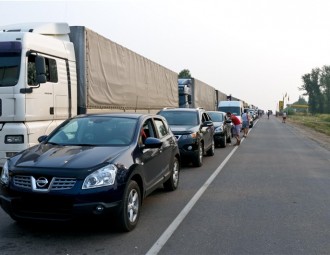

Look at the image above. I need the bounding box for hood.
[12,143,129,169]
[212,121,223,128]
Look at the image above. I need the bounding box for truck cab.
[0,23,77,167]
[178,78,192,108]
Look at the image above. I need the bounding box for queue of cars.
[0,108,251,231]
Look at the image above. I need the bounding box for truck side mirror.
[35,55,47,84]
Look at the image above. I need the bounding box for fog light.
[94,205,105,214]
[187,146,192,151]
[6,152,17,158]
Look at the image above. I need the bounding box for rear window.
[159,111,199,126]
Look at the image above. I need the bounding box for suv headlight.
[215,126,223,133]
[182,132,197,139]
[1,161,9,185]
[82,164,117,189]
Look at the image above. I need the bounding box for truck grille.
[13,175,77,192]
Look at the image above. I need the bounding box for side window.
[28,55,58,85]
[154,119,168,138]
[202,113,209,122]
[140,119,156,144]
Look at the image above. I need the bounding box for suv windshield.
[208,112,224,122]
[48,116,138,146]
[159,111,199,126]
[0,42,21,87]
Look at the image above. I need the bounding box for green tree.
[296,96,308,105]
[320,65,330,113]
[300,68,322,114]
[178,69,192,78]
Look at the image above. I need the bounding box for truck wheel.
[193,143,203,167]
[164,157,180,191]
[118,180,141,232]
[207,139,215,156]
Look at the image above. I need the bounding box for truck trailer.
[178,78,217,111]
[0,22,178,167]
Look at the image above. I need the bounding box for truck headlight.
[0,161,9,185]
[5,135,24,144]
[82,164,117,189]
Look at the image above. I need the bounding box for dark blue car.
[0,113,180,231]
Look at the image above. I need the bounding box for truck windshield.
[218,106,240,116]
[0,42,21,87]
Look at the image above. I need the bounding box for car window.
[48,116,137,146]
[154,118,168,138]
[202,113,211,122]
[159,111,198,126]
[140,118,157,144]
[208,112,223,122]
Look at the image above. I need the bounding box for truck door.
[25,54,54,122]
[52,58,69,120]
[26,55,69,121]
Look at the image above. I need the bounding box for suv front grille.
[13,175,76,192]
[174,135,181,140]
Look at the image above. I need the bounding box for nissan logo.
[36,177,49,188]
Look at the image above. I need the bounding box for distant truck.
[0,22,178,167]
[178,78,217,111]
[218,100,244,122]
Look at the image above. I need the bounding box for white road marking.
[146,145,240,255]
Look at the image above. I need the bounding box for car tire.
[193,143,203,167]
[207,139,215,156]
[226,133,231,144]
[164,157,180,191]
[220,136,227,148]
[118,180,141,232]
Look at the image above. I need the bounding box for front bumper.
[0,185,124,221]
[176,137,199,158]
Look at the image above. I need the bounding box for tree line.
[300,65,330,114]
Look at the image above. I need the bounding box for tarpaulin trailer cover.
[69,26,178,113]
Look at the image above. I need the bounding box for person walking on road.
[241,109,250,138]
[227,112,242,146]
[282,112,287,123]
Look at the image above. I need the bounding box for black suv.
[0,113,180,232]
[158,108,214,167]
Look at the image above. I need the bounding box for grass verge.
[286,114,330,137]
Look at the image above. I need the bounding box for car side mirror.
[201,120,213,127]
[144,137,163,149]
[38,135,48,143]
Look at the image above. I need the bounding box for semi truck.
[178,78,217,111]
[0,22,178,167]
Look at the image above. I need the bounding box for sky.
[1,0,330,111]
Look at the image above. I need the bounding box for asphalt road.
[1,115,330,255]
